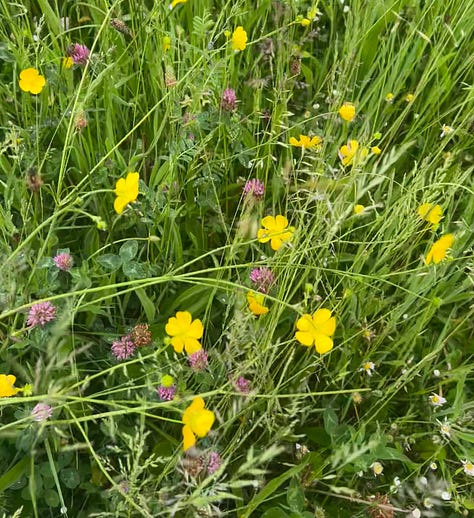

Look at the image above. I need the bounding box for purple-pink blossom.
[188,349,208,371]
[207,451,221,474]
[27,301,56,328]
[68,43,90,65]
[243,179,265,200]
[250,267,274,293]
[157,384,176,401]
[234,376,251,394]
[111,335,136,360]
[32,403,53,421]
[221,88,237,111]
[53,252,73,271]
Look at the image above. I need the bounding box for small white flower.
[440,124,454,137]
[430,462,437,470]
[433,369,440,377]
[437,418,452,438]
[423,497,433,509]
[420,476,428,486]
[411,509,421,518]
[360,361,375,376]
[441,491,451,501]
[462,459,474,476]
[429,393,447,407]
[371,461,384,476]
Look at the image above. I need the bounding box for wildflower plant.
[1,0,474,515]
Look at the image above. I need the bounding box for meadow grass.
[0,0,474,516]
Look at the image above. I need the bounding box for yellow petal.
[289,137,300,146]
[261,215,276,229]
[184,337,202,355]
[175,310,192,326]
[314,334,333,354]
[312,308,332,325]
[188,319,204,339]
[274,215,289,230]
[270,237,282,251]
[296,314,313,332]
[182,425,196,450]
[257,228,270,243]
[114,196,128,214]
[170,336,185,353]
[191,409,215,437]
[295,331,314,346]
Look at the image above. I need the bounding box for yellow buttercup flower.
[19,68,46,95]
[0,374,20,398]
[114,172,139,214]
[354,204,365,215]
[295,308,336,354]
[405,93,415,102]
[300,18,311,27]
[247,291,269,316]
[417,203,443,226]
[165,311,203,354]
[289,134,322,149]
[170,0,187,8]
[257,215,294,251]
[371,146,381,155]
[182,397,215,450]
[425,234,454,265]
[385,92,394,103]
[338,102,356,122]
[231,26,247,51]
[338,139,368,166]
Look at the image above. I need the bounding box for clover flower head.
[231,26,247,51]
[130,323,152,347]
[166,311,203,354]
[53,252,73,271]
[207,451,221,474]
[221,88,237,111]
[243,178,265,200]
[462,460,474,476]
[295,308,336,354]
[111,335,137,360]
[19,68,46,94]
[338,102,356,122]
[249,266,274,293]
[0,374,20,398]
[32,403,53,421]
[182,397,215,450]
[289,134,322,149]
[27,301,56,328]
[429,393,447,407]
[68,43,90,65]
[257,215,294,251]
[157,384,176,401]
[234,376,251,394]
[114,172,139,214]
[188,349,208,371]
[425,234,454,265]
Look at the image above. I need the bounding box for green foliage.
[0,0,474,516]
